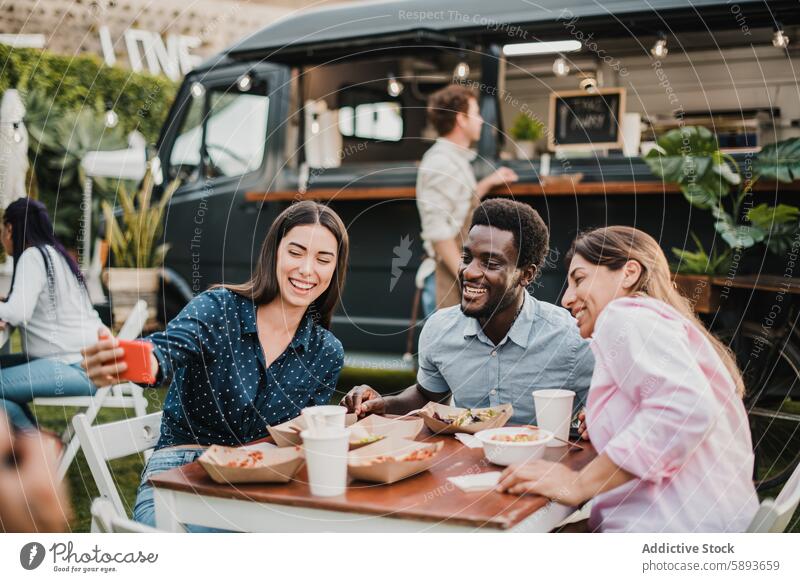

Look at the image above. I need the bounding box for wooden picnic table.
[150,425,596,533]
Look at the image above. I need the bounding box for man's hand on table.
[496,460,585,506]
[340,385,386,417]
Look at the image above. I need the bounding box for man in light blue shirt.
[342,198,593,426]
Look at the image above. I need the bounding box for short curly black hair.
[470,198,549,271]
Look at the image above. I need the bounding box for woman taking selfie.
[0,198,102,431]
[498,226,758,532]
[82,201,349,527]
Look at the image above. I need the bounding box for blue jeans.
[133,447,228,533]
[0,357,96,431]
[421,272,437,319]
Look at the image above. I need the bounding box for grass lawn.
[28,366,799,533]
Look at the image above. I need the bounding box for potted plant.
[509,114,544,159]
[644,127,800,310]
[102,169,179,331]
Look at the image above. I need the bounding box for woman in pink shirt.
[498,226,758,532]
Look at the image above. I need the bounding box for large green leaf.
[747,203,800,255]
[754,138,800,183]
[644,127,737,208]
[714,220,763,249]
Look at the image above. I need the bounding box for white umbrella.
[0,89,29,209]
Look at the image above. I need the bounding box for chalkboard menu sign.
[548,88,626,151]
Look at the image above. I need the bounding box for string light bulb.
[552,57,570,77]
[651,34,669,58]
[773,28,790,49]
[237,74,252,92]
[387,74,404,97]
[190,82,205,99]
[454,60,470,80]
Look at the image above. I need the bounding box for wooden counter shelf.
[245,179,800,203]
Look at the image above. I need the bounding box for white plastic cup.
[302,405,346,430]
[301,427,349,497]
[532,389,575,447]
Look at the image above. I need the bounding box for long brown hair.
[221,201,349,329]
[566,226,744,397]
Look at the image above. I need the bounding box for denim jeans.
[421,272,437,319]
[133,447,229,533]
[0,357,96,430]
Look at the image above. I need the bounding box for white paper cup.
[302,405,347,430]
[532,389,575,447]
[301,427,349,497]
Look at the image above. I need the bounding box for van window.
[338,102,402,142]
[169,80,270,182]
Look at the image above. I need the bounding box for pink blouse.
[586,296,758,532]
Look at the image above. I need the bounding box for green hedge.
[0,46,179,247]
[0,46,178,144]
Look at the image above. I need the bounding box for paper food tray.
[268,412,357,447]
[419,402,512,435]
[199,443,304,484]
[347,437,443,484]
[347,415,424,449]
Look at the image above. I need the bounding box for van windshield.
[169,81,269,182]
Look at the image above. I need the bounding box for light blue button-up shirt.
[416,291,594,425]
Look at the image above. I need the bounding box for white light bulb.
[104,109,118,128]
[552,57,570,77]
[190,82,205,99]
[387,76,404,97]
[651,38,669,58]
[237,74,252,92]
[454,61,470,80]
[773,30,790,49]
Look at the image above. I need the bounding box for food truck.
[151,0,796,340]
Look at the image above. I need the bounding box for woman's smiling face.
[561,253,642,338]
[276,224,338,309]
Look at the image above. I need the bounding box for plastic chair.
[73,411,162,520]
[747,462,800,532]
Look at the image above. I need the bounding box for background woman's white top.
[0,245,103,364]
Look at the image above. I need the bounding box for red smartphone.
[117,340,156,384]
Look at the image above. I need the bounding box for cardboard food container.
[347,415,424,449]
[268,413,358,447]
[418,402,513,435]
[347,437,444,484]
[198,443,304,484]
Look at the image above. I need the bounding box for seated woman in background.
[498,226,758,532]
[0,198,103,431]
[82,201,348,528]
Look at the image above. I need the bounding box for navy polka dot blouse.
[144,287,344,449]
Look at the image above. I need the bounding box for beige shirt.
[415,138,478,292]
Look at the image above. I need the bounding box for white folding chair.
[31,300,150,480]
[747,462,800,532]
[73,411,162,520]
[90,497,162,533]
